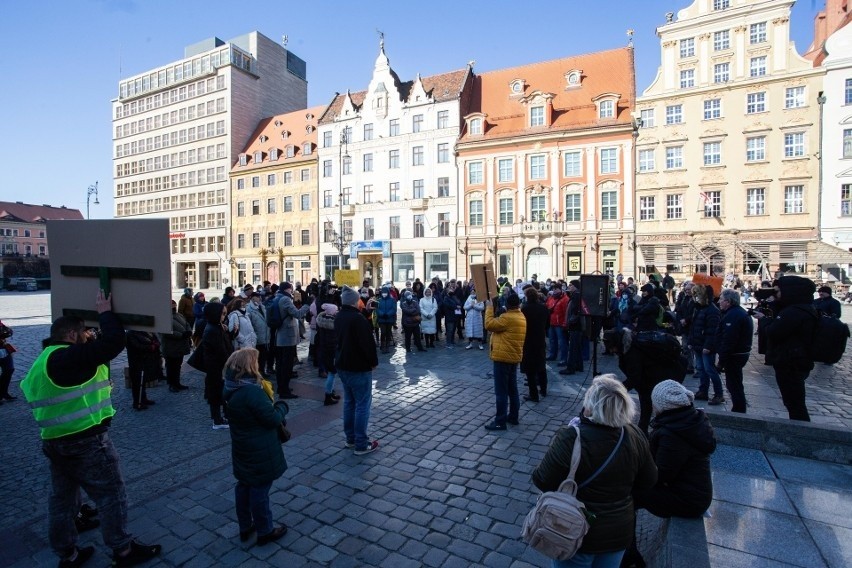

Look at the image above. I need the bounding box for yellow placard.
[333,269,362,288]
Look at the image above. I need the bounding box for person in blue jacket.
[375,286,398,353]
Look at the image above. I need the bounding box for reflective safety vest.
[20,345,115,440]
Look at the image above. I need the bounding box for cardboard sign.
[691,273,724,298]
[333,269,361,288]
[47,219,173,333]
[470,263,499,301]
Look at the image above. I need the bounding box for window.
[714,63,730,84]
[438,110,449,129]
[714,30,730,51]
[285,231,293,247]
[746,187,766,216]
[680,69,695,89]
[251,176,260,188]
[323,222,333,243]
[530,195,546,221]
[750,22,767,44]
[844,128,852,158]
[413,215,425,238]
[498,158,514,182]
[239,155,248,166]
[747,92,766,114]
[638,149,655,172]
[301,194,311,210]
[784,133,805,158]
[841,184,852,216]
[847,79,852,105]
[468,161,483,184]
[270,148,279,161]
[284,196,293,211]
[363,153,373,172]
[237,202,245,217]
[301,230,310,246]
[746,136,766,161]
[438,213,450,236]
[564,193,581,222]
[413,114,423,133]
[237,179,245,190]
[389,119,399,136]
[665,104,683,125]
[343,220,352,239]
[267,198,276,214]
[531,106,545,126]
[750,56,767,78]
[267,173,276,185]
[666,146,683,169]
[666,194,683,219]
[342,187,351,205]
[469,118,482,135]
[640,109,655,128]
[785,87,805,109]
[530,155,546,179]
[364,123,373,141]
[389,216,400,239]
[600,148,617,174]
[704,98,722,120]
[564,151,582,176]
[322,190,331,208]
[784,185,804,213]
[469,200,483,225]
[499,197,514,225]
[680,38,695,58]
[252,233,260,248]
[323,160,332,177]
[283,171,292,183]
[703,142,721,166]
[412,146,424,166]
[413,179,424,199]
[253,151,262,164]
[599,100,614,119]
[364,218,374,240]
[437,177,450,197]
[237,234,245,249]
[363,184,373,203]
[713,0,729,9]
[390,182,400,201]
[341,155,351,175]
[323,131,332,147]
[389,150,400,169]
[639,196,655,220]
[251,200,260,215]
[703,191,722,217]
[601,191,618,221]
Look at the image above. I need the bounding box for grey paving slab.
[708,544,808,568]
[783,482,852,529]
[711,470,797,515]
[711,444,776,478]
[767,453,852,490]
[803,519,852,568]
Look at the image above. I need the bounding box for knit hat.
[641,283,655,295]
[280,282,293,291]
[569,279,581,289]
[321,303,339,315]
[652,380,694,413]
[340,285,360,306]
[506,292,521,308]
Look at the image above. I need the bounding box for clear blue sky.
[0,0,823,219]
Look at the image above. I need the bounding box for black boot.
[324,393,339,406]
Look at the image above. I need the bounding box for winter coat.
[688,303,720,352]
[813,296,842,319]
[192,297,207,337]
[227,310,257,350]
[160,312,192,358]
[675,292,695,332]
[223,374,287,486]
[178,295,194,325]
[315,307,337,374]
[565,292,583,331]
[716,305,753,361]
[274,292,309,347]
[463,296,485,339]
[335,305,379,372]
[245,301,269,346]
[126,331,160,366]
[765,296,818,372]
[520,299,549,374]
[419,296,439,334]
[545,294,568,327]
[443,294,463,323]
[400,298,421,329]
[484,305,526,364]
[532,419,657,554]
[646,405,716,517]
[376,291,398,325]
[201,302,233,380]
[629,295,661,332]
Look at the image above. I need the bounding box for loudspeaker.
[580,274,610,318]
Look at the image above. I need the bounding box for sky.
[0,0,825,219]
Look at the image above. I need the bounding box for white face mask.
[382,293,388,298]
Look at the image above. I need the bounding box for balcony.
[409,198,429,211]
[340,204,355,216]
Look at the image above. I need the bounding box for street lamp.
[336,129,351,272]
[86,182,99,219]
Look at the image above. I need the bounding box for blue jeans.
[324,372,336,394]
[445,320,457,345]
[42,432,133,558]
[235,480,274,536]
[493,361,519,426]
[548,326,567,361]
[693,348,722,398]
[339,370,373,450]
[552,550,625,568]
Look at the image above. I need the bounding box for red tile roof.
[0,201,83,223]
[460,47,635,141]
[232,104,327,172]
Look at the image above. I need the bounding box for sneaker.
[694,391,709,401]
[484,421,507,431]
[59,546,95,568]
[112,540,162,567]
[708,396,725,406]
[465,343,473,350]
[344,441,355,449]
[479,345,484,350]
[354,440,380,455]
[212,423,230,430]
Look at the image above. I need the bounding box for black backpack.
[265,296,283,330]
[796,307,850,364]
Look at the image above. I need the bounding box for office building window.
[363,153,373,172]
[413,215,425,238]
[784,185,804,213]
[437,177,450,197]
[639,149,655,172]
[747,92,766,113]
[389,216,400,239]
[746,136,766,161]
[564,151,582,176]
[680,69,695,89]
[750,22,767,44]
[499,197,514,225]
[564,193,581,222]
[530,154,546,179]
[468,161,483,184]
[601,191,618,221]
[469,200,483,226]
[784,133,805,157]
[666,104,683,124]
[680,37,695,58]
[704,98,722,120]
[666,194,683,219]
[600,148,618,174]
[703,142,721,166]
[665,146,683,169]
[498,158,513,182]
[437,143,449,163]
[746,187,765,216]
[412,146,424,166]
[389,182,400,202]
[639,196,655,220]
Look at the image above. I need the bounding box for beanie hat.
[641,283,655,295]
[321,303,339,315]
[570,279,581,289]
[775,275,816,305]
[506,292,521,308]
[652,380,694,413]
[281,282,293,291]
[340,285,360,306]
[818,286,832,296]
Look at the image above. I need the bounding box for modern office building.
[112,31,307,290]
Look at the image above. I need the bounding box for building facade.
[316,41,472,285]
[112,32,307,290]
[455,48,637,281]
[636,0,823,281]
[229,105,325,287]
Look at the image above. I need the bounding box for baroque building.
[455,48,637,281]
[316,40,473,285]
[229,105,325,288]
[112,32,307,290]
[636,0,823,281]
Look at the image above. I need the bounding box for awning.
[809,241,852,265]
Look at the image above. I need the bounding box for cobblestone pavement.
[0,291,850,567]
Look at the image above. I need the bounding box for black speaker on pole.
[580,274,610,318]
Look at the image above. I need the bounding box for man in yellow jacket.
[484,292,527,431]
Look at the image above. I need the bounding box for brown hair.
[225,348,260,380]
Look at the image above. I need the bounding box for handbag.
[521,425,625,561]
[186,344,205,371]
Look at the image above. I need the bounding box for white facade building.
[112,32,307,290]
[316,42,473,285]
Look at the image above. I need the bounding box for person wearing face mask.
[442,286,463,349]
[376,286,398,353]
[419,287,439,347]
[246,292,270,377]
[202,301,234,428]
[463,291,486,350]
[400,292,426,353]
[545,286,568,362]
[161,299,192,392]
[227,299,258,351]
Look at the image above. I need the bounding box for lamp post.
[86,182,99,219]
[336,129,351,272]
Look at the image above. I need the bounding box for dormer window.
[302,142,312,156]
[565,70,583,89]
[599,100,614,119]
[253,151,263,164]
[259,135,268,143]
[239,154,248,166]
[274,120,282,127]
[470,118,482,135]
[530,106,545,127]
[281,130,289,139]
[510,79,525,95]
[306,112,314,120]
[269,148,279,161]
[305,125,314,134]
[286,145,295,158]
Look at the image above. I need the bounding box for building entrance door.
[526,247,551,281]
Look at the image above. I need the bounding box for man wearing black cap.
[814,286,841,319]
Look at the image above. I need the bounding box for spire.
[374,30,390,72]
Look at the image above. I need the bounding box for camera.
[753,288,777,301]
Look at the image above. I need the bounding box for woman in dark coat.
[191,292,207,348]
[125,330,161,410]
[400,291,425,352]
[314,303,341,406]
[201,301,234,428]
[521,286,549,401]
[161,300,192,392]
[223,349,289,545]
